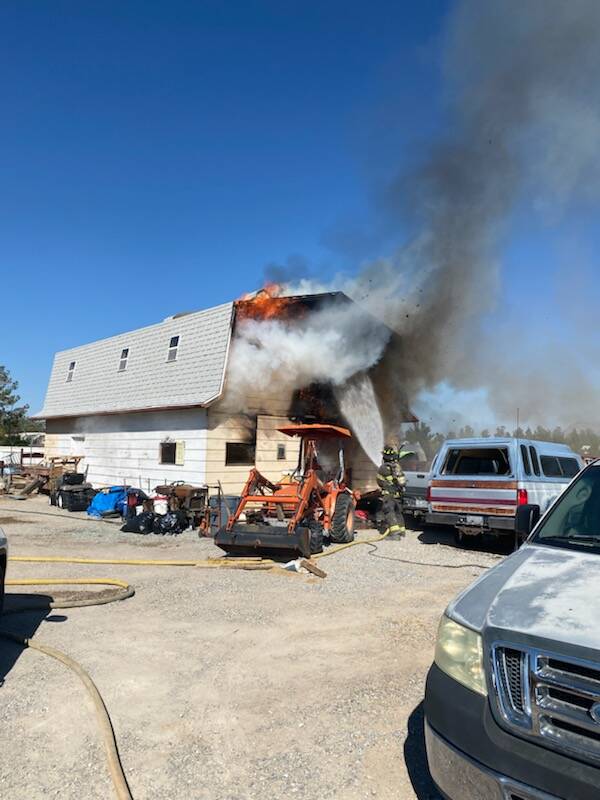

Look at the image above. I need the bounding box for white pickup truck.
[422,437,583,542]
[425,458,600,799]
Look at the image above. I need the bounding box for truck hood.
[448,543,600,654]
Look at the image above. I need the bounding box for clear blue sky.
[2,0,449,412]
[2,1,598,425]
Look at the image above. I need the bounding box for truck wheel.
[330,493,355,543]
[309,522,324,554]
[404,513,419,531]
[57,492,64,509]
[454,529,479,548]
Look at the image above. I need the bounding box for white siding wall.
[45,409,207,492]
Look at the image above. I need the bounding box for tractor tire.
[309,522,324,555]
[330,493,355,543]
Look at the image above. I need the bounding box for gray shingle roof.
[35,302,234,418]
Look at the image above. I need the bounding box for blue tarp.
[87,486,128,517]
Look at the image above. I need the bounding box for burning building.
[35,288,416,494]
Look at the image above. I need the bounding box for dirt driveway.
[0,496,503,799]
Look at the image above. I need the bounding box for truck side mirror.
[515,504,541,538]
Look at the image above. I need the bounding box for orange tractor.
[214,423,358,558]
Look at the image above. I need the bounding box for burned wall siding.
[204,408,258,495]
[254,415,301,481]
[205,407,300,495]
[45,409,208,492]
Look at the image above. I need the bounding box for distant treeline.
[404,422,599,460]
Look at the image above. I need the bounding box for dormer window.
[118,348,129,372]
[167,335,179,362]
[66,361,76,382]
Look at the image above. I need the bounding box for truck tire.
[330,493,355,543]
[453,528,480,548]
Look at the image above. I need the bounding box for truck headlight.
[434,615,487,696]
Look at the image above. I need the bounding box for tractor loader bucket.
[214,524,311,559]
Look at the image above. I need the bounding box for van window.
[529,446,541,476]
[541,456,562,478]
[541,455,580,479]
[442,447,511,476]
[520,444,531,476]
[559,457,580,478]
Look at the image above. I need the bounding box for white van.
[426,437,583,542]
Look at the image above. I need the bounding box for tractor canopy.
[277,423,352,439]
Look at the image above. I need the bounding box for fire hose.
[0,556,277,800]
[1,533,495,798]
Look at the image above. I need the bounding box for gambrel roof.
[35,302,234,419]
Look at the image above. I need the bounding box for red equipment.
[214,423,358,558]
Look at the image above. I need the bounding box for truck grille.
[492,644,600,764]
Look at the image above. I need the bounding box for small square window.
[225,442,256,466]
[160,442,176,464]
[66,361,76,382]
[118,348,129,372]
[277,444,286,460]
[167,335,180,362]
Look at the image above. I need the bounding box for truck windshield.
[533,465,600,553]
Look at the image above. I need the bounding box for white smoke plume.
[225,301,390,412]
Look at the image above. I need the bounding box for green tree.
[0,366,29,444]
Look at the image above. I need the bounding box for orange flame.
[235,284,304,323]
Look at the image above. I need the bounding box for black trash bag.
[152,511,189,535]
[120,511,156,534]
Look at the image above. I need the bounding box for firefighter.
[376,442,414,538]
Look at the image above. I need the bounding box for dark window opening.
[160,442,176,464]
[541,455,580,479]
[520,444,531,476]
[118,348,129,372]
[442,447,511,476]
[559,457,580,478]
[167,335,180,362]
[226,442,256,466]
[541,455,562,478]
[529,446,541,476]
[66,361,76,382]
[277,444,286,460]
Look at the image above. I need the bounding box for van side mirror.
[515,504,541,538]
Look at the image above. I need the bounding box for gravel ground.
[0,496,507,799]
